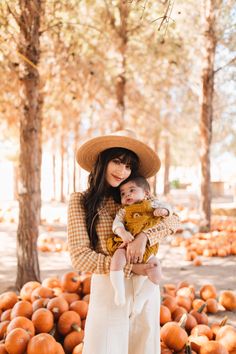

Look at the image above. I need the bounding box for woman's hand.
[126,232,148,264]
[132,262,155,276]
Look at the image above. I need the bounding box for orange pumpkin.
[192,299,207,312]
[59,293,80,305]
[1,309,11,321]
[162,295,178,314]
[0,292,18,311]
[206,298,218,313]
[199,285,217,301]
[219,291,236,311]
[160,317,188,352]
[176,295,192,312]
[188,334,209,353]
[191,324,213,340]
[211,316,228,339]
[47,297,69,320]
[72,343,83,354]
[0,320,10,340]
[10,300,33,319]
[20,281,41,302]
[30,286,54,302]
[27,333,57,354]
[174,313,197,333]
[42,277,61,289]
[63,330,84,353]
[57,311,81,336]
[70,300,89,320]
[81,274,91,295]
[199,340,228,354]
[216,325,236,352]
[172,306,187,321]
[61,272,81,293]
[82,294,90,303]
[160,305,172,325]
[190,304,208,325]
[55,342,65,354]
[32,298,49,312]
[7,316,35,337]
[163,283,176,297]
[32,308,54,333]
[5,328,30,354]
[176,286,195,301]
[0,344,7,354]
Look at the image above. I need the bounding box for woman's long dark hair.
[83,147,139,249]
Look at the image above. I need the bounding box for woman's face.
[106,157,132,187]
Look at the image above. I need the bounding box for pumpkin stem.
[72,277,79,283]
[220,316,228,326]
[52,307,59,313]
[185,342,192,354]
[71,324,82,332]
[49,324,57,337]
[197,303,206,313]
[178,313,188,328]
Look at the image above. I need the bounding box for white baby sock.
[110,270,126,306]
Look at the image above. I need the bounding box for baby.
[107,175,172,308]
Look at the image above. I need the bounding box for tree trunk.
[13,164,19,200]
[199,0,217,230]
[16,0,43,289]
[60,134,65,203]
[52,152,56,201]
[115,1,129,129]
[73,121,80,192]
[163,135,170,195]
[152,133,160,195]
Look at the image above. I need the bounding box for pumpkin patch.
[0,270,235,353]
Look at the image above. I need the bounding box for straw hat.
[76,130,161,178]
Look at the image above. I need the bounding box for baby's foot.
[146,263,162,284]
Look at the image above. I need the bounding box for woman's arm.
[126,213,180,263]
[144,213,180,246]
[68,193,132,276]
[68,193,110,274]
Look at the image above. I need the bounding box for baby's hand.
[121,230,134,243]
[115,227,134,243]
[153,208,169,217]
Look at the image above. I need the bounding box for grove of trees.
[0,0,235,287]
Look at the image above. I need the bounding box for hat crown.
[76,129,161,178]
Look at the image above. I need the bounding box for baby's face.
[120,181,146,205]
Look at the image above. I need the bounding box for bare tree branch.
[214,55,236,74]
[6,2,20,27]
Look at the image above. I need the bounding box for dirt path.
[0,222,235,327]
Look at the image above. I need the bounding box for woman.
[68,130,180,354]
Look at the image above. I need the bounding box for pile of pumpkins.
[0,272,91,354]
[171,230,236,265]
[37,235,68,253]
[0,273,235,354]
[160,281,236,353]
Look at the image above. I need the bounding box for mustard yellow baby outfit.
[107,200,163,263]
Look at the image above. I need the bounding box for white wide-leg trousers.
[82,274,160,354]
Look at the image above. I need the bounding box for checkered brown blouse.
[67,192,180,278]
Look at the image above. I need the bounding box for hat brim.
[76,135,161,178]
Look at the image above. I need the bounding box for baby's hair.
[120,175,150,192]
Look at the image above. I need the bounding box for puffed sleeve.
[112,208,126,234]
[144,213,180,247]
